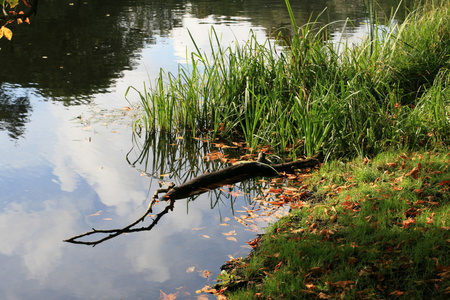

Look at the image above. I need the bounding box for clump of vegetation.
[213,150,449,299]
[128,0,449,159]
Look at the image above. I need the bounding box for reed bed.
[127,0,449,159]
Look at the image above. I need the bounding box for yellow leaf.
[1,26,12,40]
[226,237,238,242]
[200,234,210,239]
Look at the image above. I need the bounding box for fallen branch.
[64,152,322,246]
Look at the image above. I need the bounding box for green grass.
[213,150,449,299]
[127,0,449,160]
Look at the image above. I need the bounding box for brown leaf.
[305,283,316,290]
[198,270,211,278]
[402,217,416,229]
[333,280,355,288]
[317,292,330,299]
[405,163,421,179]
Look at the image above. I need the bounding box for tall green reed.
[128,0,449,159]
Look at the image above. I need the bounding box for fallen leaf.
[192,227,206,231]
[246,237,260,248]
[186,266,196,273]
[198,270,211,278]
[333,280,355,288]
[234,216,248,226]
[305,283,316,290]
[222,230,236,236]
[405,163,421,179]
[200,235,210,239]
[317,292,330,299]
[402,217,416,229]
[197,285,217,294]
[88,210,102,217]
[159,289,177,300]
[226,237,238,242]
[389,290,404,297]
[204,151,225,161]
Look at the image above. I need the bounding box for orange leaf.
[234,216,248,226]
[198,270,211,278]
[389,290,404,297]
[402,217,416,229]
[305,283,316,290]
[226,237,237,242]
[267,188,283,194]
[246,237,260,248]
[198,285,217,294]
[200,235,210,239]
[438,180,450,186]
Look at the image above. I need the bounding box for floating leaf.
[234,216,248,226]
[159,289,177,300]
[222,230,236,236]
[200,234,210,239]
[192,227,206,231]
[226,237,238,242]
[186,266,195,273]
[198,270,211,278]
[88,210,102,217]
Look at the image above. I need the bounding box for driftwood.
[64,152,322,246]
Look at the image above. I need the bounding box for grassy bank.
[128,0,449,159]
[212,150,449,299]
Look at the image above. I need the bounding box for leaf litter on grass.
[210,151,449,299]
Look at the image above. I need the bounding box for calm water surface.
[0,0,408,299]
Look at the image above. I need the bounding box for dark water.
[0,0,408,299]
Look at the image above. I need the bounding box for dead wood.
[64,152,322,246]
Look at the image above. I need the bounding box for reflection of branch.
[65,152,322,246]
[64,183,175,246]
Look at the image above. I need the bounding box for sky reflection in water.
[0,0,406,298]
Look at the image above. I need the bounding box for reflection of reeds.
[128,0,449,159]
[126,130,264,210]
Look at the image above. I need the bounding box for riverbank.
[191,1,449,299]
[211,149,449,299]
[128,1,449,298]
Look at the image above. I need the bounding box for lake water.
[0,0,408,299]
